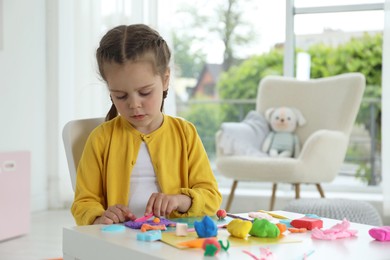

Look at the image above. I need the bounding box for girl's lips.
[132,115,145,120]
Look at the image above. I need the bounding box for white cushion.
[218,111,269,157]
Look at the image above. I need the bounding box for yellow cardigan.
[71,115,222,225]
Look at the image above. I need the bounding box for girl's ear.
[163,68,170,91]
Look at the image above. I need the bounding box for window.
[170,0,384,192]
[286,0,384,187]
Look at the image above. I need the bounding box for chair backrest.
[62,117,105,191]
[256,73,365,143]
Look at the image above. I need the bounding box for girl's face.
[104,60,170,134]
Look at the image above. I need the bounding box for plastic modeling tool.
[257,210,289,219]
[226,213,253,222]
[134,213,154,223]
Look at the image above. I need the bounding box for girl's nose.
[128,96,141,108]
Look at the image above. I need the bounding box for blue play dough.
[194,216,218,238]
[101,224,126,233]
[136,230,162,242]
[279,219,292,228]
[305,214,321,219]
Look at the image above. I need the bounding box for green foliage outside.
[180,104,221,158]
[307,33,382,184]
[180,32,382,184]
[308,33,382,139]
[217,48,284,122]
[172,32,207,78]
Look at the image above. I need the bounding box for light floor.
[0,210,75,260]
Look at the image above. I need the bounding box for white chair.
[215,73,366,211]
[62,117,104,191]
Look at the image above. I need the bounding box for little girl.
[71,24,222,225]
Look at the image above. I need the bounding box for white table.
[63,211,389,260]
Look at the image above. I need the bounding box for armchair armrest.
[215,130,224,157]
[298,129,349,182]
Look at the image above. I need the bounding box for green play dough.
[249,218,280,238]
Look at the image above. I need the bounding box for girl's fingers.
[144,193,181,217]
[104,210,120,223]
[115,204,134,222]
[101,216,114,225]
[165,199,178,216]
[108,205,125,222]
[152,195,163,217]
[145,193,158,215]
[108,204,132,223]
[160,198,170,216]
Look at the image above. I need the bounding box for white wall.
[0,0,176,213]
[54,0,176,207]
[0,0,47,211]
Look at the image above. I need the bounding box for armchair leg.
[270,183,277,211]
[295,183,301,199]
[316,183,325,198]
[225,180,238,212]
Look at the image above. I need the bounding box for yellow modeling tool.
[258,210,289,219]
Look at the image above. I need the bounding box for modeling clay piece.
[216,209,227,220]
[243,247,275,260]
[140,224,166,232]
[290,217,323,230]
[288,227,307,233]
[204,244,218,256]
[202,238,221,256]
[136,230,162,242]
[368,226,390,242]
[227,219,252,238]
[125,218,176,229]
[248,212,274,221]
[311,218,357,240]
[175,223,188,236]
[194,216,218,238]
[218,240,230,251]
[100,224,126,233]
[249,219,280,238]
[278,219,292,228]
[276,223,287,234]
[153,217,160,223]
[178,238,216,248]
[305,214,321,219]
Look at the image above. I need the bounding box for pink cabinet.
[0,151,30,241]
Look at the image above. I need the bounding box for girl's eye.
[116,94,127,100]
[139,91,151,96]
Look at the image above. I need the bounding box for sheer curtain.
[50,0,176,208]
[383,0,390,217]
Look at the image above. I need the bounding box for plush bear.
[262,107,306,158]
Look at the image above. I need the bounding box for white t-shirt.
[128,142,160,217]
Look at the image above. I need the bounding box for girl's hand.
[145,193,191,217]
[93,204,136,225]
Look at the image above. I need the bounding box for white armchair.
[62,117,105,191]
[215,73,366,211]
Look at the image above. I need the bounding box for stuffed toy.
[262,107,306,158]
